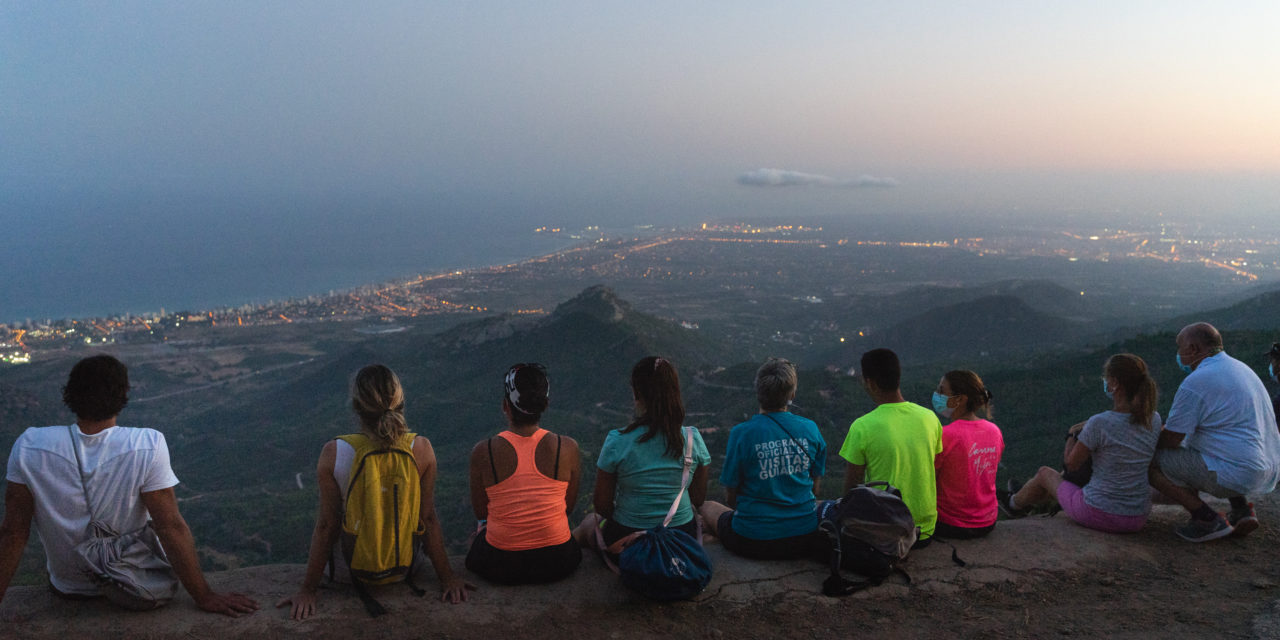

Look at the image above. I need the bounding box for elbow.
[150,515,190,541]
[315,513,342,537]
[0,524,30,551]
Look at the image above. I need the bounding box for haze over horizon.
[4,2,1280,321]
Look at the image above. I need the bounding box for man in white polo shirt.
[1150,323,1280,542]
[0,355,258,616]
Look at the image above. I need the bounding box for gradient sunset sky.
[3,1,1279,225]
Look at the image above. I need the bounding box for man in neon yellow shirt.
[839,348,943,541]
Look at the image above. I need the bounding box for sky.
[4,2,1280,230]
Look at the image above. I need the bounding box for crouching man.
[1149,323,1280,542]
[1,355,258,616]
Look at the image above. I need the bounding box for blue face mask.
[1270,362,1277,382]
[1102,377,1114,400]
[1176,353,1193,374]
[931,391,954,418]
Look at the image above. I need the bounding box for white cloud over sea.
[737,169,899,188]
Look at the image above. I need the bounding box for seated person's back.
[841,349,942,538]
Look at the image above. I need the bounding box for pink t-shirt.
[935,418,1004,528]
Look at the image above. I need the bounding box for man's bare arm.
[0,482,35,606]
[141,487,258,617]
[1157,429,1186,450]
[843,464,866,492]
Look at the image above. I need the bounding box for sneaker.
[996,488,1029,519]
[1228,503,1259,537]
[1175,513,1234,542]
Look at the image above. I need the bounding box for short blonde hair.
[755,357,797,411]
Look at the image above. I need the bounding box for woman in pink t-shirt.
[932,370,1004,539]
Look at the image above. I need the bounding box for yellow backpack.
[336,432,424,615]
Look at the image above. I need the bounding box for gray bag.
[68,426,180,610]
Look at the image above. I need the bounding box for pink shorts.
[1056,481,1147,534]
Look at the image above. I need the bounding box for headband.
[504,363,548,414]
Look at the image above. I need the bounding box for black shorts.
[465,531,581,585]
[932,521,996,540]
[716,510,822,561]
[601,517,700,547]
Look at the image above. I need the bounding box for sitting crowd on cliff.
[2,322,1279,619]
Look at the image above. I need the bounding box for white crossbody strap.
[661,427,696,528]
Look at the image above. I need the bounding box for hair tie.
[654,357,665,371]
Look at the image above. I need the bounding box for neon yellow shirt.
[839,402,943,536]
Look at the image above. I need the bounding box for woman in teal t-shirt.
[573,356,711,550]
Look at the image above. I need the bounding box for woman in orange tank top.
[466,363,582,584]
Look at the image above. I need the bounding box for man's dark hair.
[62,355,130,421]
[860,348,901,392]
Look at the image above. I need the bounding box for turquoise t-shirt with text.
[719,412,827,540]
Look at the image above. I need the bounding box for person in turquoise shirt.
[840,348,942,542]
[701,357,827,560]
[574,356,710,551]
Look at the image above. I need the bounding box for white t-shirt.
[5,425,180,595]
[1165,352,1280,495]
[333,438,355,501]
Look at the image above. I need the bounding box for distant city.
[4,219,1277,365]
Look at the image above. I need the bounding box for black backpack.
[817,482,919,596]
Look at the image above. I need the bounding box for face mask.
[1176,353,1193,374]
[1102,377,1114,400]
[931,391,954,417]
[1270,362,1277,382]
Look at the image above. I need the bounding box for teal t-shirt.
[596,426,711,529]
[839,402,943,536]
[719,412,827,540]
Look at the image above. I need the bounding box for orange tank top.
[484,429,572,551]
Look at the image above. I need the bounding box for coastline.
[2,232,599,327]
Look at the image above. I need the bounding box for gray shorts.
[1154,448,1243,499]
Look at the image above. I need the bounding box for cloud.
[737,168,898,188]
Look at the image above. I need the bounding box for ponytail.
[352,364,408,447]
[622,356,686,459]
[1105,354,1158,429]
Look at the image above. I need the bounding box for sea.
[0,192,589,324]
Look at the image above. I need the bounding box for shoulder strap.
[486,437,498,483]
[554,434,562,478]
[762,413,814,467]
[66,426,110,537]
[660,427,697,528]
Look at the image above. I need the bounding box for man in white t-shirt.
[0,355,258,616]
[1150,323,1280,542]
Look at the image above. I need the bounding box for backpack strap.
[351,579,387,617]
[818,516,877,596]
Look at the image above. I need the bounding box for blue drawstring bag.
[601,427,712,601]
[617,524,712,601]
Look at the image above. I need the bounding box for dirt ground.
[3,497,1279,640]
